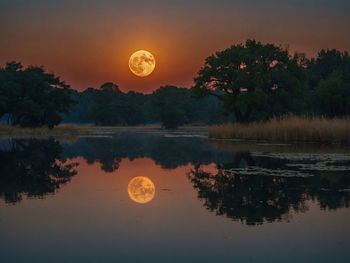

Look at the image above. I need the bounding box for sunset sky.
[1,0,349,92]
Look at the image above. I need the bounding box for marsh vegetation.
[209,116,350,143]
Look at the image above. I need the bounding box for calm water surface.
[0,133,350,262]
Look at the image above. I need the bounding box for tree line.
[65,83,225,128]
[1,39,349,128]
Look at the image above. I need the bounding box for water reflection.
[127,176,156,204]
[62,134,233,172]
[0,138,78,204]
[0,134,349,226]
[188,163,350,225]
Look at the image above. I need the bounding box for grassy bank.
[208,116,350,144]
[0,124,208,138]
[0,125,80,137]
[0,124,156,137]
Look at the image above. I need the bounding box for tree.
[316,71,350,117]
[152,86,191,129]
[194,40,305,122]
[0,62,74,128]
[308,49,350,117]
[89,82,124,125]
[89,82,147,126]
[308,49,350,82]
[63,88,96,124]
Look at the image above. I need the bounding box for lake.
[1,132,350,262]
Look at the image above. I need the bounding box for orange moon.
[127,176,155,204]
[128,50,156,77]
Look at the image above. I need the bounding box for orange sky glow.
[1,1,349,92]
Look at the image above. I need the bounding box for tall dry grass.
[209,116,350,144]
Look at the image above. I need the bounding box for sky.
[1,0,350,92]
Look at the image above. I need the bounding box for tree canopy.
[194,39,305,122]
[152,86,191,129]
[0,62,74,128]
[308,49,350,117]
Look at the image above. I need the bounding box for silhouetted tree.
[316,71,350,117]
[309,49,350,82]
[152,86,191,129]
[64,88,97,123]
[308,49,350,117]
[0,62,75,128]
[89,82,147,125]
[194,40,305,122]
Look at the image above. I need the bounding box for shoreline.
[0,124,208,138]
[1,119,350,145]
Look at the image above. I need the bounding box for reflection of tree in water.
[189,168,350,225]
[59,133,350,225]
[0,139,77,203]
[62,134,232,172]
[313,172,350,210]
[188,156,350,225]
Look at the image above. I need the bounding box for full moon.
[128,50,156,77]
[127,176,155,204]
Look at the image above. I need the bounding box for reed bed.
[208,116,350,144]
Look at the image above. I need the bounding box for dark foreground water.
[0,133,350,262]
